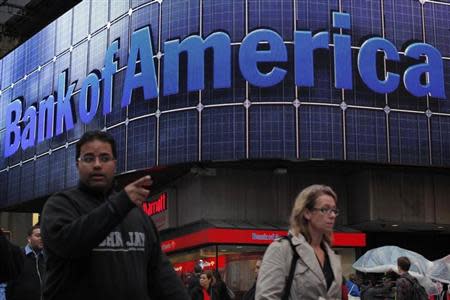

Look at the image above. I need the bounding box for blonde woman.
[256,185,342,300]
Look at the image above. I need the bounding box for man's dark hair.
[75,130,117,160]
[397,256,411,272]
[194,263,202,274]
[27,224,40,237]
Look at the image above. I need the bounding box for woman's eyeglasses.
[311,207,340,216]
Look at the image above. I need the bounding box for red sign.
[142,192,167,216]
[332,232,366,247]
[161,228,366,253]
[172,256,227,274]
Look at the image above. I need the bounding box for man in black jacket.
[396,256,425,300]
[0,228,23,284]
[41,130,189,300]
[187,262,203,294]
[6,224,45,300]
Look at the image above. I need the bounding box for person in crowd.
[188,262,204,294]
[342,276,349,300]
[40,130,189,300]
[190,270,219,300]
[346,273,361,298]
[441,283,449,300]
[242,259,261,300]
[256,184,342,300]
[1,227,24,300]
[0,283,5,300]
[6,224,45,300]
[396,256,418,300]
[213,270,232,300]
[0,228,23,285]
[363,270,398,300]
[359,274,377,300]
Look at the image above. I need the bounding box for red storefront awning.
[161,228,366,253]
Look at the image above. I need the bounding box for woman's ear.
[304,209,311,221]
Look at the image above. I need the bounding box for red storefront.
[128,164,370,299]
[157,219,366,298]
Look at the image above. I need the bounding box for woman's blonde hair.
[289,184,337,245]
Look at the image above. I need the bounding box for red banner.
[161,228,366,253]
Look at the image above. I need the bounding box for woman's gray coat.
[256,233,342,300]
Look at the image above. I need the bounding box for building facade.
[0,0,449,295]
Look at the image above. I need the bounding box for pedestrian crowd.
[0,130,448,300]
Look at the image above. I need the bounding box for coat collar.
[288,230,341,293]
[78,180,117,199]
[289,231,325,285]
[324,241,341,295]
[25,244,44,258]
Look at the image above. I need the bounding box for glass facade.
[1,0,450,207]
[168,244,266,298]
[167,243,356,299]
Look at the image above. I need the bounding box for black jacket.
[5,246,44,300]
[187,273,201,294]
[242,282,256,300]
[214,280,231,300]
[0,230,23,283]
[41,182,189,300]
[190,286,219,300]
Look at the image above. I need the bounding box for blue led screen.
[1,0,450,208]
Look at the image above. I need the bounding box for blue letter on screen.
[37,95,55,143]
[79,72,101,124]
[102,40,119,115]
[55,71,75,136]
[333,12,353,89]
[122,27,158,107]
[358,37,400,94]
[4,99,22,157]
[404,43,446,99]
[163,32,231,95]
[294,31,329,87]
[239,29,287,87]
[21,106,37,151]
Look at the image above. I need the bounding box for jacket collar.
[25,244,34,256]
[78,180,116,199]
[25,244,44,257]
[400,272,414,280]
[288,230,340,292]
[324,241,341,295]
[289,231,325,285]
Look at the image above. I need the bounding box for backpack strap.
[349,283,355,294]
[281,234,300,300]
[403,275,428,299]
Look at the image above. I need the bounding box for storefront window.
[169,246,217,286]
[218,245,266,299]
[168,244,266,299]
[167,243,358,299]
